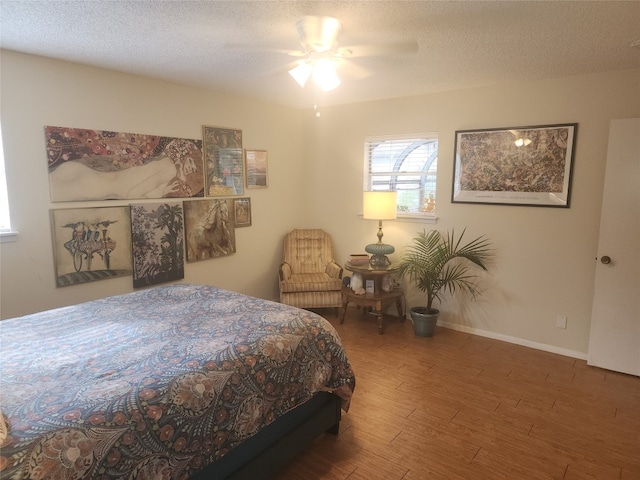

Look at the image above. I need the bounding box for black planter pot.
[410,306,439,337]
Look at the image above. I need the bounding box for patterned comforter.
[0,284,355,479]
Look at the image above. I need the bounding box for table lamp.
[363,191,397,268]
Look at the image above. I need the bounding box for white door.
[587,118,640,376]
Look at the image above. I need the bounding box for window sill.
[359,213,437,224]
[0,230,18,243]
[396,213,437,224]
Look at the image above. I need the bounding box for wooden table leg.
[340,296,348,324]
[396,295,405,322]
[375,299,384,334]
[376,312,384,334]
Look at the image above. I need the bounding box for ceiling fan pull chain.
[314,85,321,117]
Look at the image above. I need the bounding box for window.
[0,126,15,240]
[364,133,438,217]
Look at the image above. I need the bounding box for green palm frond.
[393,229,494,311]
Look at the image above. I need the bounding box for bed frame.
[192,392,342,480]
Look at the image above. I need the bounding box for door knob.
[600,255,612,264]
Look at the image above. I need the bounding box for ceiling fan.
[286,15,418,92]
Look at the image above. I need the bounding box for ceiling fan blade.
[296,16,342,51]
[342,40,419,58]
[224,42,301,56]
[261,60,299,78]
[338,59,372,80]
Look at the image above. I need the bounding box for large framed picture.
[130,202,184,288]
[452,123,577,207]
[46,126,204,201]
[50,206,132,287]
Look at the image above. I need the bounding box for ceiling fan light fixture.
[312,58,340,91]
[514,137,532,147]
[288,61,312,88]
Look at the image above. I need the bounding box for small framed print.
[244,149,268,188]
[365,279,375,294]
[233,197,251,227]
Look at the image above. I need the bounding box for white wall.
[0,50,311,318]
[2,49,638,359]
[305,69,640,358]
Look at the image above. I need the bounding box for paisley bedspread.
[0,284,355,479]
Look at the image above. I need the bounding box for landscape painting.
[51,206,132,287]
[244,149,268,188]
[130,202,184,288]
[184,198,236,262]
[46,126,205,202]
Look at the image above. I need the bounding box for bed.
[0,284,356,479]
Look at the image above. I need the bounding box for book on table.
[348,254,369,265]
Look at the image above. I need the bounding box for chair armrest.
[326,261,343,279]
[279,262,292,281]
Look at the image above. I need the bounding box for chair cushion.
[283,229,336,275]
[280,272,342,293]
[279,291,342,309]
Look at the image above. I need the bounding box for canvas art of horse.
[186,199,235,262]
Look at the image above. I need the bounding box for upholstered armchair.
[278,229,343,312]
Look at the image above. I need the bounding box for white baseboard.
[438,320,588,361]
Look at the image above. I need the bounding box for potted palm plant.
[393,229,494,337]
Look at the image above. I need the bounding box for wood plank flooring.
[276,307,640,480]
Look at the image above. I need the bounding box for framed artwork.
[234,197,252,227]
[45,126,204,202]
[184,198,236,262]
[202,125,244,197]
[452,123,577,207]
[51,206,132,287]
[244,149,268,188]
[130,202,184,288]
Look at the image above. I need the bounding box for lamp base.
[368,253,391,269]
[365,242,395,269]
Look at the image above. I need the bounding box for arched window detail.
[365,134,438,216]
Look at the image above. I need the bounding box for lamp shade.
[363,191,397,220]
[289,58,341,92]
[288,61,312,88]
[312,58,341,91]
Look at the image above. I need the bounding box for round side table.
[341,262,404,334]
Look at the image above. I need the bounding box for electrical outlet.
[556,315,567,329]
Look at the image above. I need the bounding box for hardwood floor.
[277,307,640,480]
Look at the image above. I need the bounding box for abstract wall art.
[452,123,577,207]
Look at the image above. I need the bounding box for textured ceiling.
[1,1,639,109]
